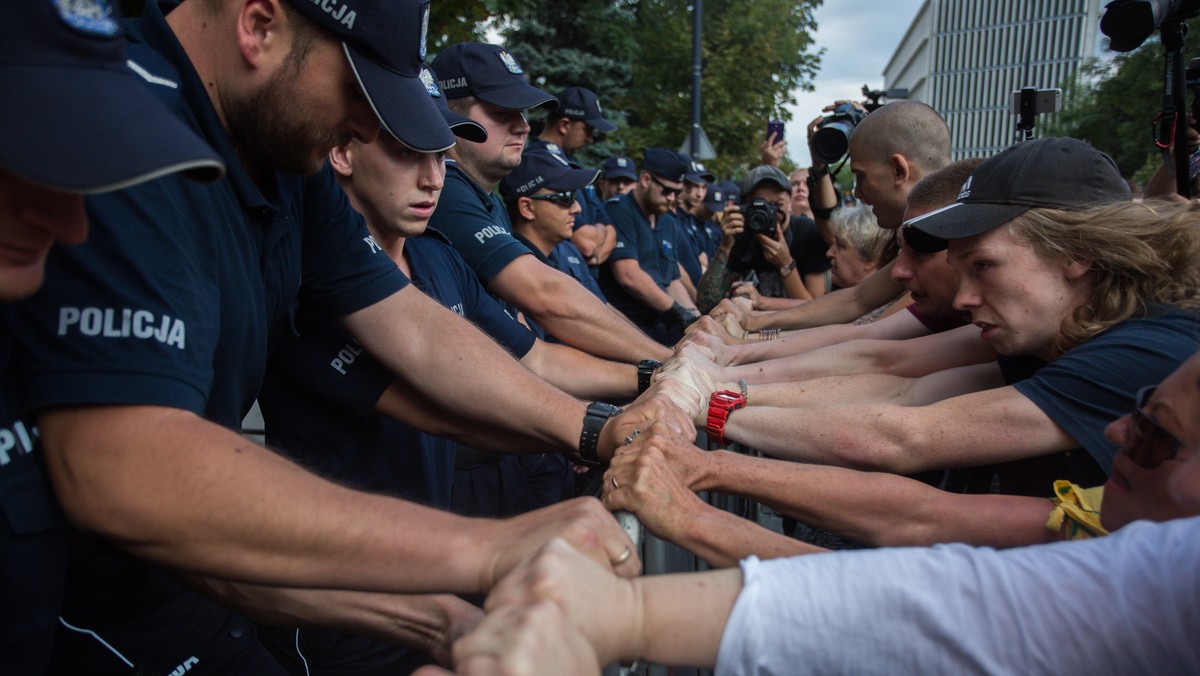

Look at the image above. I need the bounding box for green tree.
[494,0,821,177]
[1051,17,1200,185]
[621,0,822,178]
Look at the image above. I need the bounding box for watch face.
[713,391,744,405]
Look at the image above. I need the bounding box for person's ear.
[556,117,572,136]
[1064,258,1092,282]
[890,153,913,187]
[235,0,288,70]
[329,143,354,177]
[517,196,537,221]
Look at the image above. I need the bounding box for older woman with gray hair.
[826,204,889,288]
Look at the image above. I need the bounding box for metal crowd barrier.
[598,431,772,676]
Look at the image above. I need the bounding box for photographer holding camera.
[695,166,829,314]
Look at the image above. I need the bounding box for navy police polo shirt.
[600,192,681,318]
[0,337,70,674]
[4,5,406,430]
[260,230,536,509]
[429,161,531,289]
[0,1,407,668]
[549,241,606,302]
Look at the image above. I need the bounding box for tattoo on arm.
[696,247,738,314]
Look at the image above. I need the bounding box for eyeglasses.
[526,191,577,208]
[649,175,681,198]
[1124,385,1184,469]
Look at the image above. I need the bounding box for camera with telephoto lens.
[1101,0,1200,52]
[743,197,778,236]
[811,103,869,164]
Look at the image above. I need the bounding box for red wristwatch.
[706,390,746,446]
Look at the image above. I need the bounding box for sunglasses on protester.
[526,191,577,208]
[1123,385,1184,469]
[649,175,681,198]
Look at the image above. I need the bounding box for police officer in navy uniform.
[429,43,671,362]
[527,86,618,270]
[674,152,716,291]
[600,148,701,345]
[503,150,607,303]
[0,2,223,673]
[257,87,644,673]
[4,0,662,673]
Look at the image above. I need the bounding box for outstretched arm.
[727,259,904,332]
[40,403,640,594]
[724,323,994,385]
[489,255,671,362]
[724,384,1078,473]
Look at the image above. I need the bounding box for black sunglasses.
[649,175,680,198]
[526,191,577,208]
[1124,385,1184,469]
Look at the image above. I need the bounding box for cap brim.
[476,83,557,111]
[0,64,224,193]
[685,172,715,184]
[903,201,1031,241]
[345,44,456,153]
[586,117,617,134]
[546,167,601,192]
[432,92,487,144]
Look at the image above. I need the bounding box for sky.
[782,0,927,167]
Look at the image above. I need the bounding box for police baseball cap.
[431,43,557,111]
[552,87,617,133]
[0,0,224,193]
[740,165,791,198]
[602,155,638,181]
[704,180,741,210]
[499,150,600,201]
[422,65,486,143]
[904,137,1131,244]
[283,0,456,153]
[679,153,715,185]
[642,147,686,182]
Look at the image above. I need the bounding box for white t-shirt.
[717,516,1200,675]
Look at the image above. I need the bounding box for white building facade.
[884,0,1106,158]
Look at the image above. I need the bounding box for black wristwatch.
[578,401,622,467]
[637,359,662,394]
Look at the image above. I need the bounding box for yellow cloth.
[1045,480,1108,540]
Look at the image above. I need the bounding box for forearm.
[347,288,584,451]
[748,263,901,332]
[623,568,744,668]
[695,244,736,314]
[375,384,568,453]
[753,296,806,312]
[725,321,863,365]
[745,373,918,408]
[780,268,814,301]
[672,502,825,569]
[494,260,672,362]
[744,285,868,331]
[722,405,912,470]
[667,279,698,311]
[802,271,826,298]
[676,266,698,303]
[702,451,1058,548]
[524,341,638,401]
[570,224,604,259]
[615,263,677,312]
[41,405,503,593]
[188,578,480,661]
[592,225,617,264]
